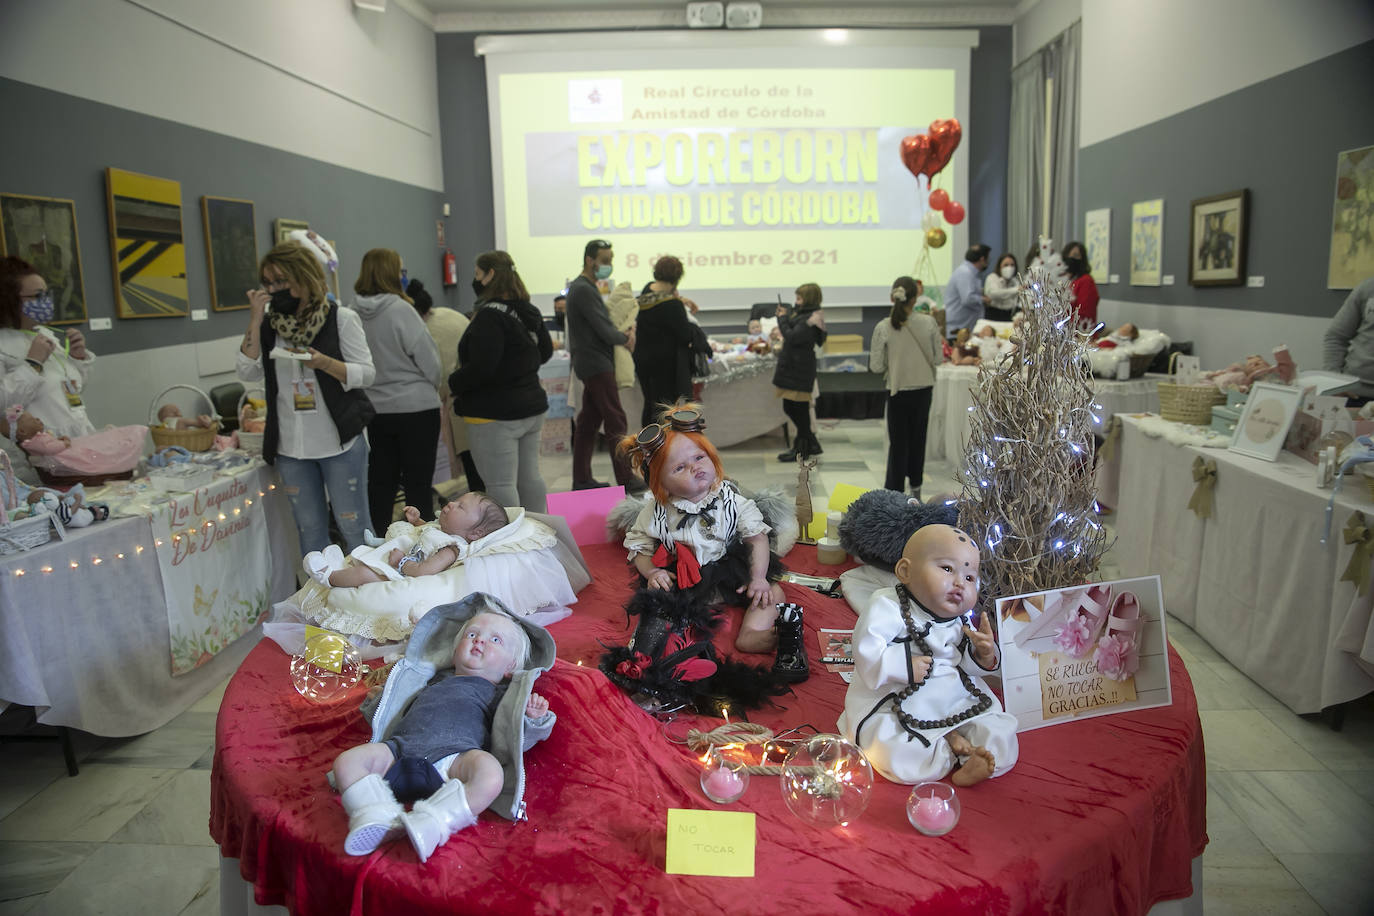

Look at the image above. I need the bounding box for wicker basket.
[1157,353,1225,425]
[1127,352,1155,378]
[236,388,265,454]
[0,512,56,555]
[149,384,221,451]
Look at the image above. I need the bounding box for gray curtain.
[1007,20,1081,263]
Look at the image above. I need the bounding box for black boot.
[771,603,809,683]
[776,447,799,462]
[802,433,823,456]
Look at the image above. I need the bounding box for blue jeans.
[275,436,371,554]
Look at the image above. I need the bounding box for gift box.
[540,417,572,457]
[1211,405,1241,437]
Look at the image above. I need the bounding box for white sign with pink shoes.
[993,576,1172,732]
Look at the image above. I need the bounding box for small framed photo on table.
[1189,189,1248,287]
[1230,382,1302,461]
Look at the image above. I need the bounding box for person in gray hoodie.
[331,593,557,863]
[351,248,443,526]
[1324,276,1374,401]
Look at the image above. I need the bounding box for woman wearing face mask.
[238,242,377,554]
[448,250,553,512]
[983,253,1021,322]
[0,256,97,438]
[1061,241,1099,328]
[351,248,442,527]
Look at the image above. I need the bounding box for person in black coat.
[449,250,553,512]
[632,255,697,427]
[773,282,827,461]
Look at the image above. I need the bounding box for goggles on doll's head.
[631,406,709,470]
[664,406,706,434]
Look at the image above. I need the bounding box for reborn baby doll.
[304,491,508,588]
[1205,354,1280,392]
[156,404,215,430]
[838,524,1019,786]
[331,601,555,862]
[949,328,982,366]
[6,408,146,479]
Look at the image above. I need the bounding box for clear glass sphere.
[779,734,873,827]
[289,630,362,702]
[907,781,961,836]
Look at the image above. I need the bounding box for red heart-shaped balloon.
[900,134,932,180]
[923,118,962,180]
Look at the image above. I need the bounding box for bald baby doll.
[837,524,1019,786]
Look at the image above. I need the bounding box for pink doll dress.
[21,425,148,476]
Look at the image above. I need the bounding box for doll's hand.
[524,693,549,719]
[403,506,422,525]
[646,568,674,590]
[911,654,933,682]
[66,328,88,359]
[964,611,997,667]
[736,576,772,613]
[388,548,404,567]
[59,436,72,447]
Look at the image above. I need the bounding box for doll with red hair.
[609,405,807,695]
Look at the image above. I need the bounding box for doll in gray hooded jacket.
[331,593,556,862]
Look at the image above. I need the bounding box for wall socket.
[1246,275,1265,287]
[725,1,761,28]
[191,309,208,321]
[1108,273,1119,284]
[1162,274,1175,285]
[686,1,724,28]
[89,317,112,331]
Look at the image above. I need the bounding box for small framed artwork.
[274,218,308,245]
[1129,199,1163,286]
[105,167,189,319]
[1230,382,1303,461]
[1189,189,1248,287]
[1328,144,1374,289]
[201,196,259,311]
[0,193,89,324]
[1084,207,1111,284]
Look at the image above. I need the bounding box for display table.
[212,544,1205,916]
[622,358,782,447]
[0,463,300,736]
[1112,413,1374,713]
[928,367,1161,464]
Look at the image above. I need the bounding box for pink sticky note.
[546,486,627,546]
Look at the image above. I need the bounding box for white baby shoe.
[303,544,347,586]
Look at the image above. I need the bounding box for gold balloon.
[925,227,947,248]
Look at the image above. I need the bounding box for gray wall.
[1078,39,1374,318]
[433,27,1013,318]
[0,76,444,355]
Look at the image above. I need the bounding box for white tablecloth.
[926,366,1162,464]
[1112,414,1374,713]
[621,366,783,447]
[0,464,300,736]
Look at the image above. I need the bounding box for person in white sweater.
[982,252,1021,322]
[870,277,943,498]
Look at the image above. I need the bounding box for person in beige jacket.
[869,276,942,499]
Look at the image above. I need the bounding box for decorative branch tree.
[956,251,1109,611]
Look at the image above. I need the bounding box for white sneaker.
[339,773,404,855]
[303,544,347,586]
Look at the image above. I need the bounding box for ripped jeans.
[274,436,372,554]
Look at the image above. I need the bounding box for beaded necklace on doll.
[886,583,993,745]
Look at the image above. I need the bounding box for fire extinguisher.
[442,249,458,288]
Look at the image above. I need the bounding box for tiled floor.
[2,418,1372,914]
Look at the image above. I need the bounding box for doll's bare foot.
[951,746,996,787]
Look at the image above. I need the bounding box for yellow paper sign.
[304,625,346,674]
[806,483,873,540]
[1037,651,1137,721]
[665,809,756,877]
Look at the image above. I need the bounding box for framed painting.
[1084,207,1110,284]
[274,218,308,245]
[1328,145,1374,289]
[0,193,89,324]
[1129,199,1163,287]
[105,167,189,318]
[201,197,259,311]
[1188,189,1248,287]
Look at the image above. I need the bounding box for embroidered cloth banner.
[151,467,272,675]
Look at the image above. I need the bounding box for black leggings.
[782,398,813,442]
[885,387,933,492]
[367,408,441,527]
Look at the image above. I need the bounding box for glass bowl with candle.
[907,781,960,836]
[700,748,749,803]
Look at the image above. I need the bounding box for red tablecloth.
[211,544,1206,916]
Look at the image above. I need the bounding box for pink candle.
[704,766,745,801]
[912,796,956,834]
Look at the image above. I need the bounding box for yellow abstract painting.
[105,167,189,318]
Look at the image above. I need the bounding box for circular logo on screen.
[1245,398,1285,443]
